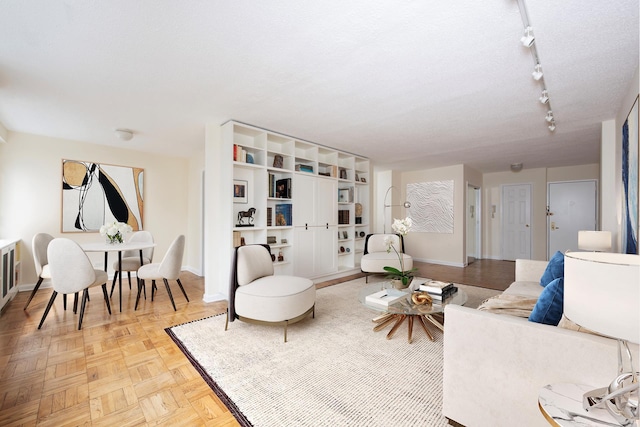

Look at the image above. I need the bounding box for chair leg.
[73,292,79,313]
[151,281,157,301]
[101,284,112,315]
[175,278,189,302]
[63,294,67,310]
[78,289,89,330]
[127,272,132,290]
[38,291,58,329]
[163,278,177,311]
[23,277,43,310]
[110,271,119,297]
[135,279,144,310]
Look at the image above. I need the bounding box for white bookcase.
[224,121,370,280]
[0,239,19,313]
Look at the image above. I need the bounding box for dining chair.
[109,230,154,297]
[135,235,188,311]
[24,233,54,310]
[38,238,112,330]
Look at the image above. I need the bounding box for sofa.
[360,234,413,282]
[442,258,638,427]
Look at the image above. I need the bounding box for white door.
[547,180,597,257]
[466,185,481,264]
[502,184,531,261]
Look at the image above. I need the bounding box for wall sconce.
[383,186,411,233]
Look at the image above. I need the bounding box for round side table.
[538,383,623,426]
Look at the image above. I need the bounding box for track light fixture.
[545,110,554,123]
[532,64,543,81]
[539,90,549,104]
[548,122,556,132]
[520,26,535,47]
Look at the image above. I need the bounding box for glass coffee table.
[358,279,467,343]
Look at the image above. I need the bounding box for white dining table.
[81,241,156,312]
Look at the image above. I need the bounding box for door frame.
[466,184,481,265]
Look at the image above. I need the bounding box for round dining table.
[81,241,156,312]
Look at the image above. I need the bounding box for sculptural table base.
[372,312,444,344]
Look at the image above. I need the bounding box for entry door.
[547,180,597,257]
[502,184,531,261]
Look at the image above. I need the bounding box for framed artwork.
[338,188,349,203]
[234,179,248,204]
[622,96,639,254]
[61,159,144,232]
[407,180,454,233]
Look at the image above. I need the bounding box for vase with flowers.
[384,217,418,289]
[100,221,133,244]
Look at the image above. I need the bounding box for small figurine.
[278,251,284,262]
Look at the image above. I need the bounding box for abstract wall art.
[622,96,639,254]
[407,180,454,233]
[61,160,144,232]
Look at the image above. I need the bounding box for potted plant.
[384,217,418,289]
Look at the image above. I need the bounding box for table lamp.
[578,230,612,252]
[564,251,640,425]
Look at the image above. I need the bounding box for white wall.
[0,131,194,289]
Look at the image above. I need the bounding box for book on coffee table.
[419,280,454,294]
[365,289,407,307]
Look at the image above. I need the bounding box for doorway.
[466,185,481,265]
[547,180,597,257]
[501,184,532,261]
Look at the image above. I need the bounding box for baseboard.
[203,292,226,303]
[412,257,466,268]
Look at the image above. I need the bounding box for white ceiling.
[0,1,638,173]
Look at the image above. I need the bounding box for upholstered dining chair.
[109,230,154,297]
[24,233,54,310]
[38,238,112,330]
[135,235,188,311]
[227,244,316,342]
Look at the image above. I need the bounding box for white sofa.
[360,234,413,282]
[442,258,638,427]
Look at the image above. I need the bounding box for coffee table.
[358,279,467,343]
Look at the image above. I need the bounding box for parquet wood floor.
[0,260,514,426]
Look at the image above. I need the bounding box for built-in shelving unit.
[0,239,19,313]
[225,121,370,280]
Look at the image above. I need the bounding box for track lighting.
[532,64,543,81]
[548,122,556,131]
[520,26,535,47]
[545,111,554,123]
[539,90,549,104]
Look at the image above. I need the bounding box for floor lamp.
[383,186,411,233]
[564,251,639,425]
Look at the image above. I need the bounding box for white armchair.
[360,234,413,283]
[226,244,316,342]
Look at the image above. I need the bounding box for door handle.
[551,222,559,230]
[525,224,530,227]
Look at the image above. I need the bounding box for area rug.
[166,277,499,427]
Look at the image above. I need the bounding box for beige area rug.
[166,277,500,427]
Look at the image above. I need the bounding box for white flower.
[391,217,412,236]
[99,221,132,238]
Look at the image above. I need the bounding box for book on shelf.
[267,207,273,226]
[365,289,407,307]
[295,164,314,173]
[338,209,350,224]
[275,178,291,199]
[274,204,292,226]
[233,144,247,162]
[418,280,455,294]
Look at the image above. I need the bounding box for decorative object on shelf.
[411,291,433,306]
[355,173,359,181]
[564,251,640,425]
[339,168,347,179]
[99,221,132,244]
[355,203,363,224]
[246,153,254,164]
[359,231,365,238]
[277,251,284,262]
[384,217,418,289]
[382,186,411,233]
[273,154,284,169]
[281,238,287,244]
[267,236,277,244]
[360,177,366,183]
[237,207,256,227]
[342,231,348,239]
[338,188,349,202]
[340,246,345,253]
[346,248,350,253]
[233,179,248,204]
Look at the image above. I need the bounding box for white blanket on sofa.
[477,293,538,318]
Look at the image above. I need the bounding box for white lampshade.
[564,251,640,344]
[578,230,612,252]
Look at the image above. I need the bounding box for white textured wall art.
[407,180,454,233]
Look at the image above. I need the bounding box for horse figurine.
[237,207,256,225]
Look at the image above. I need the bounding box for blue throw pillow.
[540,251,564,287]
[529,277,564,326]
